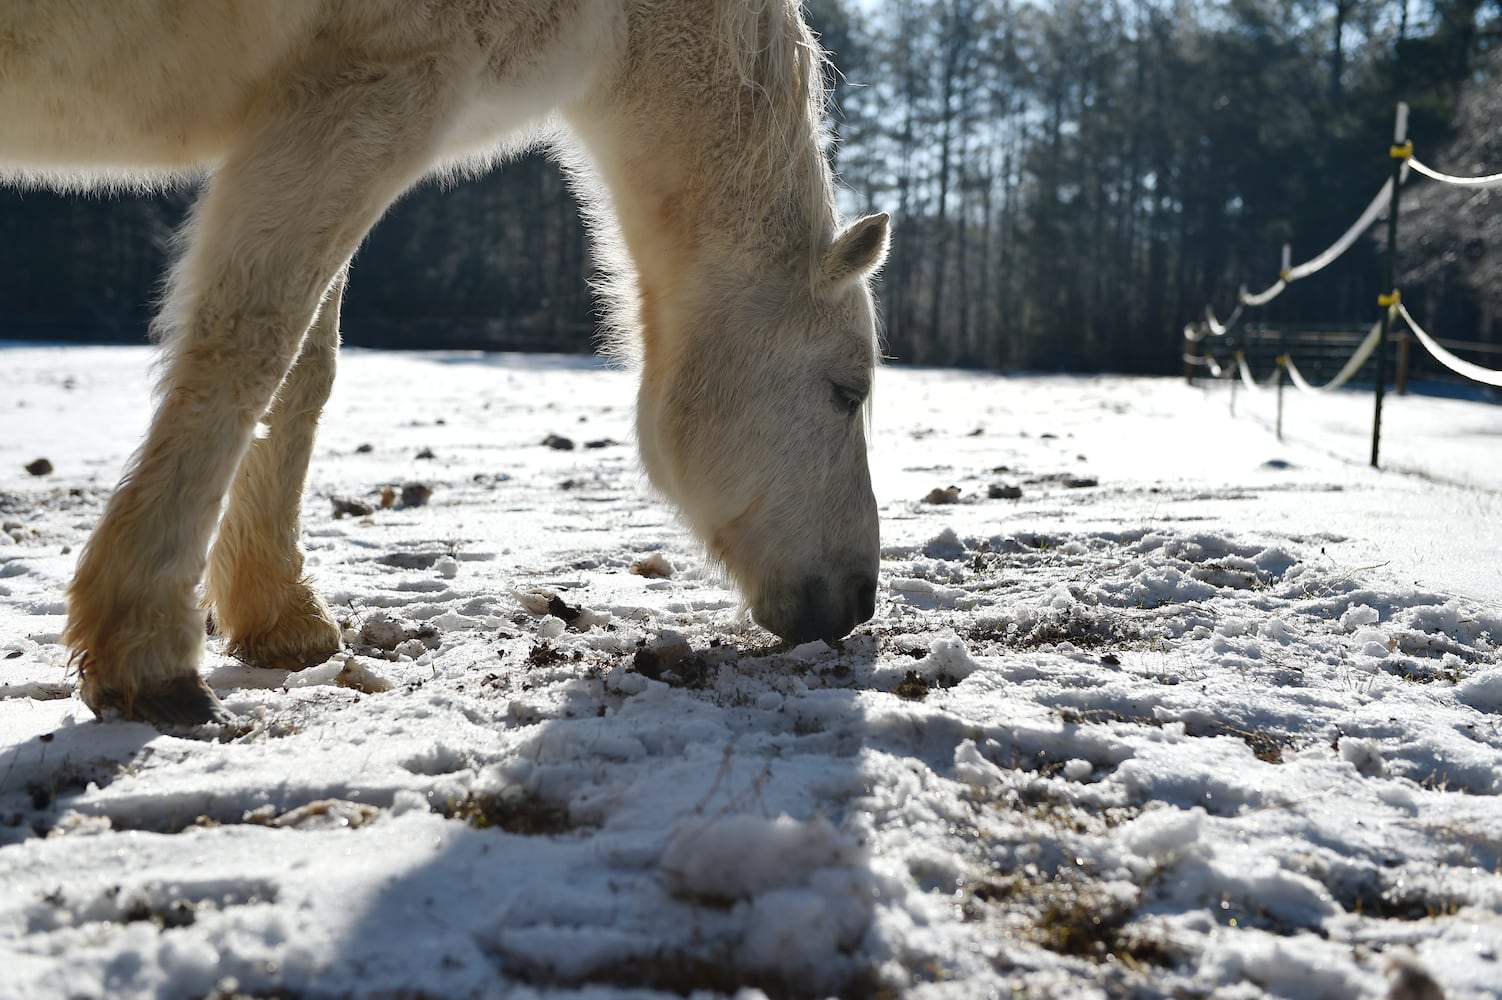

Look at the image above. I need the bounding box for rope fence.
[1185,102,1502,466]
[1398,302,1502,388]
[1281,309,1390,394]
[1234,352,1281,393]
[1408,157,1502,188]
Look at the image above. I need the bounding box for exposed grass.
[629,644,718,688]
[1334,873,1467,921]
[1054,705,1293,765]
[502,947,886,1000]
[963,874,1174,970]
[443,789,580,836]
[893,670,930,700]
[967,605,1143,652]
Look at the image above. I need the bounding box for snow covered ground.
[1,343,1500,1000]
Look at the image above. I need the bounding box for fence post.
[1371,102,1409,469]
[1274,250,1289,439]
[1276,354,1286,442]
[1396,330,1410,395]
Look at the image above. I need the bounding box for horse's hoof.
[84,673,232,727]
[227,629,342,672]
[214,591,343,672]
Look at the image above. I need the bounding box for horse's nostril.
[852,574,877,624]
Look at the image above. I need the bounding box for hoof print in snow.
[358,610,440,655]
[988,483,1023,499]
[542,434,575,451]
[924,485,961,504]
[584,438,617,449]
[24,458,53,476]
[414,446,436,460]
[1061,474,1098,489]
[354,442,374,454]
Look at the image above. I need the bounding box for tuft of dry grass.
[442,790,579,836]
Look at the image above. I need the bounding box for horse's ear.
[819,213,890,289]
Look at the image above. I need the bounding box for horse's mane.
[581,1,839,364]
[718,0,839,258]
[721,2,835,196]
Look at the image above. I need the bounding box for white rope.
[1409,156,1502,188]
[1282,310,1389,393]
[1231,169,1407,311]
[1285,169,1405,281]
[1240,278,1287,307]
[1398,302,1502,387]
[1236,353,1258,391]
[1205,302,1243,337]
[1234,353,1283,392]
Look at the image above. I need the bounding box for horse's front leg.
[202,271,346,674]
[62,263,316,725]
[63,62,452,725]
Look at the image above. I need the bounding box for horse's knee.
[165,308,314,415]
[280,338,339,417]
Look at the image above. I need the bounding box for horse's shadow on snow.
[332,636,888,999]
[4,636,892,998]
[0,714,155,845]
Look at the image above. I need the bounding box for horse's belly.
[0,0,322,176]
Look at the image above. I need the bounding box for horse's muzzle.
[767,571,877,645]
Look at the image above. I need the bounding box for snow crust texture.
[2,346,1501,999]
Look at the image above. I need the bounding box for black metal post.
[1372,102,1408,468]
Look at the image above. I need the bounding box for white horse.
[0,0,888,726]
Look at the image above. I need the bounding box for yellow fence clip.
[1390,140,1413,160]
[1276,354,1289,367]
[1377,290,1401,308]
[1279,270,1291,281]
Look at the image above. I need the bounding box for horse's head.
[635,213,889,645]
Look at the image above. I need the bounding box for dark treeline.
[3,0,1501,371]
[0,153,596,352]
[831,0,1502,371]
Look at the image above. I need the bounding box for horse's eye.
[831,381,867,417]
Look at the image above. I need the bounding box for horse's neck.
[567,2,830,314]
